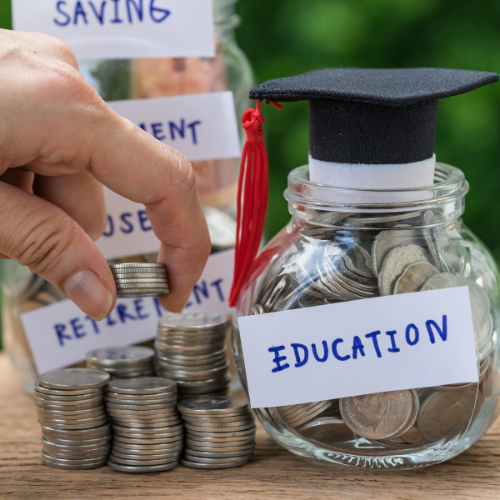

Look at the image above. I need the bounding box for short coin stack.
[155,312,231,400]
[110,263,169,297]
[106,377,183,473]
[178,397,256,469]
[34,368,111,470]
[86,346,156,379]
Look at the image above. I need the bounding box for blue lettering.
[151,122,166,141]
[193,281,209,304]
[120,213,134,234]
[169,119,185,140]
[106,313,117,326]
[426,316,447,344]
[406,323,419,346]
[126,0,143,22]
[70,318,86,339]
[365,331,382,358]
[311,341,328,362]
[188,120,202,144]
[352,336,365,359]
[88,0,106,24]
[55,323,72,347]
[139,123,147,131]
[153,297,164,317]
[210,279,224,302]
[73,1,88,24]
[111,0,123,22]
[134,299,149,319]
[150,0,170,22]
[268,346,290,373]
[386,330,400,353]
[138,210,152,231]
[332,338,350,361]
[54,1,71,26]
[85,316,100,334]
[103,215,114,237]
[117,304,136,323]
[291,343,309,368]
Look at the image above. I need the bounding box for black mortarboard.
[250,68,499,165]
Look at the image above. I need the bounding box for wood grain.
[0,353,499,500]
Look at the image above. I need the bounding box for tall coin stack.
[178,397,256,469]
[155,312,231,400]
[34,369,111,470]
[86,346,156,379]
[106,377,183,473]
[110,263,169,297]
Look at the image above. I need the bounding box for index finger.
[88,107,211,313]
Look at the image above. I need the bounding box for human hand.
[0,29,211,320]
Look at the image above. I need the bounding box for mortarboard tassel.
[228,99,282,308]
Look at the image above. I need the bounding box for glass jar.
[232,162,500,469]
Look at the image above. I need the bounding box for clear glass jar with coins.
[232,161,500,469]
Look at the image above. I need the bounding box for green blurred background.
[0,0,500,335]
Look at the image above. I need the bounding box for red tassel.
[228,100,282,308]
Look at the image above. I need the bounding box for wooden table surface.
[1,353,499,500]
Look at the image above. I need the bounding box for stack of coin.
[110,263,169,297]
[86,346,156,379]
[34,368,111,470]
[155,312,231,400]
[178,397,255,469]
[106,377,183,473]
[277,400,333,428]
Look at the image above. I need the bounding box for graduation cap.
[228,68,499,307]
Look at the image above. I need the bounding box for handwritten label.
[96,92,239,260]
[108,92,240,162]
[12,0,215,59]
[238,287,478,409]
[21,249,234,374]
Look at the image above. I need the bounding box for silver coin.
[298,416,354,442]
[183,452,253,464]
[378,244,433,296]
[113,424,183,436]
[43,435,112,447]
[106,401,177,411]
[422,210,449,272]
[42,447,110,460]
[347,211,422,226]
[41,451,107,470]
[111,454,180,465]
[35,399,104,411]
[184,448,254,459]
[340,390,414,440]
[106,397,177,407]
[117,291,169,297]
[38,417,109,430]
[112,444,183,455]
[417,387,478,442]
[177,397,248,417]
[116,282,170,289]
[185,428,256,440]
[394,261,440,294]
[183,415,253,426]
[86,346,154,365]
[280,400,332,428]
[114,434,183,446]
[39,369,110,390]
[156,346,227,363]
[400,425,429,445]
[110,263,166,270]
[36,408,106,420]
[108,377,177,395]
[115,278,169,285]
[112,270,167,277]
[162,366,229,382]
[107,459,178,473]
[106,391,177,401]
[34,381,101,397]
[185,441,255,452]
[184,423,255,434]
[180,457,251,469]
[158,312,228,331]
[371,229,426,275]
[41,423,110,437]
[393,389,420,438]
[34,392,104,404]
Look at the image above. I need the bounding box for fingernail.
[64,270,113,321]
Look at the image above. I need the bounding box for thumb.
[0,181,116,320]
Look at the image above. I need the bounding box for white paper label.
[238,287,479,409]
[12,0,215,59]
[97,92,240,260]
[21,249,234,374]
